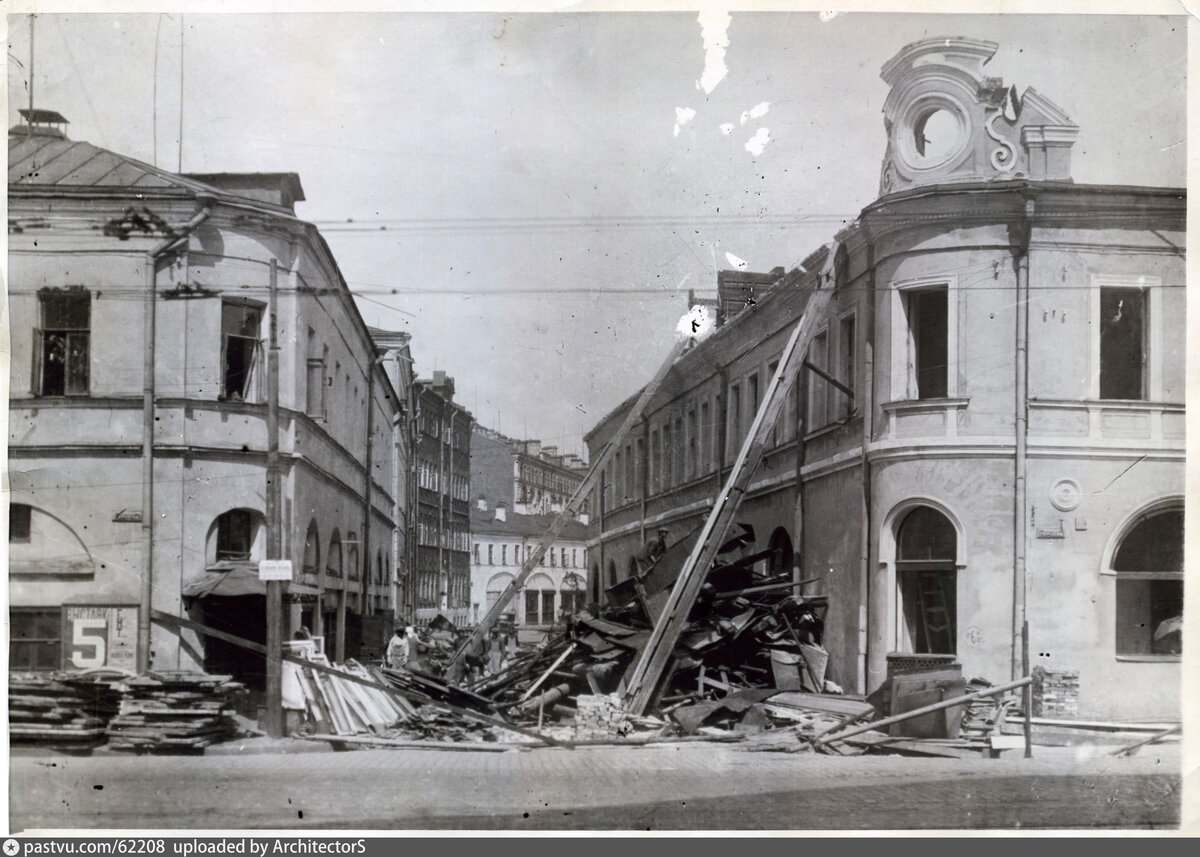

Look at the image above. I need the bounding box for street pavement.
[9,743,1182,832]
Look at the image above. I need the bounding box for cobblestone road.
[10,744,1182,832]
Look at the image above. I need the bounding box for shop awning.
[183,567,321,600]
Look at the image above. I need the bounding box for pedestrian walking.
[385,626,409,670]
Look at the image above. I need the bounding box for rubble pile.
[9,672,125,751]
[106,671,246,753]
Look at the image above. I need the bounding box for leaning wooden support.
[150,609,571,749]
[811,677,1033,749]
[1109,723,1182,757]
[623,256,838,715]
[448,337,688,671]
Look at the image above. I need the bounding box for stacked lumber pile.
[106,671,243,753]
[290,657,413,736]
[9,673,124,750]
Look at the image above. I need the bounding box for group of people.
[385,624,423,671]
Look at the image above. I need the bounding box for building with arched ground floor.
[583,37,1184,722]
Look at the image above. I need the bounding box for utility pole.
[265,259,283,738]
[27,14,34,140]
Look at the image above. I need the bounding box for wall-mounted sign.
[62,605,138,672]
[259,560,294,582]
[1049,478,1082,513]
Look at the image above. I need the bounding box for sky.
[4,6,1186,457]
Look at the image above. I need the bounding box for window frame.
[219,299,265,403]
[10,503,32,544]
[35,288,91,397]
[1105,502,1183,662]
[1090,275,1161,402]
[889,276,958,403]
[10,607,64,672]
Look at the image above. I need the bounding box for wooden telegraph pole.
[264,259,284,738]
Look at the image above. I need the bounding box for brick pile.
[573,693,628,739]
[1031,666,1079,718]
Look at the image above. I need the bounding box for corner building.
[584,39,1184,721]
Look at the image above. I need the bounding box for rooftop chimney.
[494,502,507,523]
[13,109,68,139]
[477,498,488,512]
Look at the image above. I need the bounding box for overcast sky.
[6,7,1186,456]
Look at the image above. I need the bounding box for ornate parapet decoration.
[878,37,1079,197]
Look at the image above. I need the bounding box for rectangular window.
[746,373,760,441]
[727,384,740,459]
[10,608,62,672]
[306,358,326,418]
[487,544,494,565]
[524,589,540,626]
[501,545,507,565]
[550,549,556,567]
[650,428,661,494]
[807,331,829,429]
[838,313,857,418]
[624,443,634,500]
[36,290,90,396]
[904,288,948,399]
[699,401,710,474]
[635,437,644,500]
[686,408,698,481]
[220,301,263,402]
[767,361,780,446]
[673,417,683,485]
[10,504,32,543]
[1100,287,1146,400]
[662,423,673,490]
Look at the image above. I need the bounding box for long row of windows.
[416,515,468,550]
[473,542,582,569]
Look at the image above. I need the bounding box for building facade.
[584,39,1184,721]
[469,503,589,641]
[411,372,473,627]
[7,113,406,683]
[469,424,588,517]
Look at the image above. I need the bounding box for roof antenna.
[27,13,34,142]
[178,14,184,172]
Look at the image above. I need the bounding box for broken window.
[36,289,90,396]
[10,503,32,543]
[1099,287,1146,400]
[303,521,320,576]
[900,287,948,400]
[1113,508,1182,657]
[896,505,958,655]
[838,313,857,418]
[215,509,254,561]
[220,301,263,402]
[807,332,828,428]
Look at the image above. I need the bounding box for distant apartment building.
[411,372,473,627]
[468,501,589,641]
[470,424,587,517]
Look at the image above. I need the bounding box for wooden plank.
[150,609,569,748]
[301,735,517,752]
[623,272,837,715]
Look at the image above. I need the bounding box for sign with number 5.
[62,605,138,671]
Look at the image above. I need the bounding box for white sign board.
[258,560,294,582]
[63,605,138,672]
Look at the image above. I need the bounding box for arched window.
[207,508,265,567]
[628,556,639,578]
[896,506,958,655]
[327,530,343,578]
[607,559,617,588]
[303,521,320,576]
[1112,508,1183,657]
[768,527,794,576]
[376,552,385,585]
[347,532,359,581]
[486,573,514,613]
